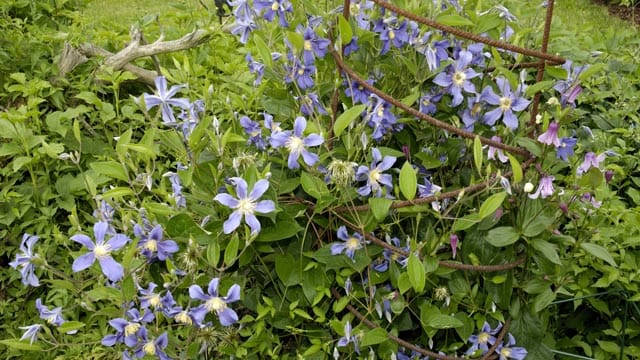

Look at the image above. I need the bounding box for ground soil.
[593,0,640,25]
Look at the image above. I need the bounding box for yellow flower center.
[499,97,512,112]
[237,197,256,215]
[471,102,482,115]
[297,68,304,76]
[175,311,192,325]
[93,243,111,258]
[377,106,384,117]
[453,71,466,87]
[149,294,162,308]
[304,40,312,51]
[205,297,227,312]
[143,341,156,355]
[500,347,512,357]
[124,323,140,336]
[349,3,360,16]
[346,237,360,251]
[389,30,396,40]
[287,136,305,154]
[369,169,381,184]
[478,332,490,344]
[271,1,279,11]
[144,239,158,252]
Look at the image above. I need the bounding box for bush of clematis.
[3,0,640,359]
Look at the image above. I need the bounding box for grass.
[81,0,202,27]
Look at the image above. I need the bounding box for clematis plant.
[189,278,241,326]
[71,222,129,282]
[214,177,275,235]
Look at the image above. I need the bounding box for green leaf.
[581,243,617,267]
[532,239,562,265]
[508,154,522,184]
[533,288,556,312]
[399,161,417,200]
[515,137,542,157]
[12,156,32,172]
[256,216,303,242]
[578,63,606,81]
[123,143,156,158]
[407,253,425,293]
[206,240,220,267]
[525,80,555,97]
[425,314,464,329]
[368,197,393,221]
[436,14,474,27]
[423,256,438,273]
[522,214,554,237]
[301,171,330,200]
[452,213,480,231]
[478,192,506,219]
[224,234,240,267]
[0,118,17,138]
[275,253,301,286]
[0,339,43,351]
[360,328,388,347]
[334,104,366,136]
[122,275,136,301]
[58,321,85,334]
[473,135,482,174]
[90,161,128,182]
[99,187,134,199]
[486,226,520,247]
[253,34,272,68]
[338,15,353,45]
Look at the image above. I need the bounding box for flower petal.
[303,134,324,147]
[230,177,248,199]
[249,179,270,200]
[245,213,261,235]
[107,234,129,251]
[93,222,110,243]
[254,200,275,214]
[72,252,95,272]
[207,278,220,297]
[223,211,243,234]
[217,308,239,326]
[189,285,208,301]
[71,234,95,250]
[225,284,241,303]
[215,193,239,208]
[98,256,124,282]
[293,116,307,136]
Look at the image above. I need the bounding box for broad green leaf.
[452,213,480,231]
[286,31,304,51]
[253,34,272,68]
[473,135,482,174]
[224,234,240,267]
[515,137,542,157]
[122,275,136,301]
[407,253,425,293]
[123,143,155,158]
[334,104,366,136]
[275,253,301,286]
[206,240,220,267]
[436,14,474,27]
[360,328,388,347]
[12,156,32,172]
[0,118,17,138]
[486,226,520,247]
[478,192,506,219]
[533,288,556,313]
[525,80,555,97]
[425,314,464,329]
[399,161,417,200]
[578,63,606,81]
[90,161,128,182]
[58,321,85,334]
[580,242,617,267]
[522,214,554,237]
[532,239,562,265]
[368,197,393,221]
[423,256,438,273]
[508,154,522,183]
[338,15,352,45]
[301,171,330,200]
[0,339,43,351]
[99,187,134,199]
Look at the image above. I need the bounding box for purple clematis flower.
[298,92,327,116]
[284,54,316,90]
[356,147,396,197]
[420,91,443,116]
[373,17,410,55]
[537,121,560,147]
[418,177,443,211]
[556,136,577,161]
[460,93,484,130]
[374,236,408,272]
[433,50,480,107]
[348,0,374,30]
[466,321,502,355]
[254,0,292,27]
[554,60,587,108]
[331,226,365,261]
[189,278,241,326]
[134,224,179,262]
[496,333,528,360]
[343,36,360,56]
[102,308,154,347]
[133,329,170,360]
[301,26,330,64]
[366,95,399,140]
[336,321,360,354]
[230,17,258,44]
[9,233,40,287]
[71,222,129,282]
[345,78,374,105]
[163,171,186,207]
[143,76,191,125]
[528,176,555,199]
[481,77,531,129]
[240,115,267,150]
[214,177,275,235]
[35,298,65,327]
[487,136,509,163]
[577,152,606,175]
[246,53,265,86]
[270,116,324,169]
[19,324,42,344]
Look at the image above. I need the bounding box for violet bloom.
[240,115,267,150]
[189,278,241,326]
[487,136,509,163]
[214,177,275,235]
[373,18,409,55]
[298,92,327,116]
[102,310,153,348]
[35,298,65,327]
[348,0,374,30]
[270,116,324,169]
[93,200,115,223]
[419,91,443,116]
[336,321,360,355]
[9,233,40,287]
[366,95,398,140]
[554,60,587,108]
[284,56,316,90]
[230,18,257,44]
[345,78,374,105]
[465,321,502,355]
[71,222,129,282]
[134,329,170,360]
[537,122,560,147]
[418,177,443,211]
[19,324,42,345]
[302,27,330,64]
[461,93,484,130]
[355,147,396,197]
[528,176,555,199]
[254,0,292,27]
[343,36,359,56]
[134,224,179,261]
[229,0,254,20]
[496,334,528,360]
[577,152,606,175]
[481,76,531,129]
[450,234,459,259]
[331,226,365,261]
[246,53,265,87]
[163,171,186,207]
[412,31,443,71]
[374,237,408,272]
[556,137,577,161]
[433,50,480,107]
[143,76,191,125]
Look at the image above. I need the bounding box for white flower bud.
[547,97,559,106]
[524,182,535,193]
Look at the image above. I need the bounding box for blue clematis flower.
[481,76,531,129]
[214,177,276,235]
[133,328,170,360]
[336,321,360,355]
[365,95,399,140]
[344,78,374,105]
[356,147,395,197]
[373,17,410,55]
[577,152,606,176]
[143,76,191,125]
[466,321,502,355]
[270,116,324,169]
[301,26,330,64]
[331,226,365,261]
[246,53,265,86]
[496,333,528,360]
[433,50,480,107]
[19,324,42,345]
[240,115,267,150]
[9,233,40,287]
[71,222,129,282]
[35,298,65,327]
[556,136,577,161]
[254,0,293,27]
[134,224,179,262]
[189,278,241,326]
[528,176,555,199]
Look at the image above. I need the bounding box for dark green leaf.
[486,226,520,247]
[580,242,617,266]
[399,161,417,200]
[360,328,388,347]
[334,104,366,136]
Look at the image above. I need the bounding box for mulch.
[592,0,640,25]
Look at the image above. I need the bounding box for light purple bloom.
[481,77,531,129]
[433,50,480,107]
[418,177,443,211]
[466,321,502,355]
[298,92,327,116]
[374,237,408,272]
[348,0,374,30]
[270,116,324,169]
[240,115,267,150]
[528,176,555,199]
[336,321,360,354]
[553,60,587,108]
[373,18,409,55]
[343,36,359,56]
[163,171,186,207]
[19,324,42,344]
[254,0,292,27]
[577,152,606,175]
[301,27,330,64]
[102,309,153,347]
[71,222,129,282]
[331,226,365,261]
[355,148,396,197]
[537,122,560,147]
[214,177,275,235]
[284,55,316,90]
[487,136,509,163]
[450,234,459,259]
[496,333,528,360]
[35,298,65,327]
[556,137,577,161]
[189,278,241,326]
[133,329,170,360]
[230,18,257,44]
[93,200,115,223]
[365,95,399,140]
[246,53,265,86]
[143,76,191,124]
[134,224,179,261]
[461,93,484,130]
[229,0,254,21]
[344,78,374,105]
[9,233,40,287]
[419,91,442,116]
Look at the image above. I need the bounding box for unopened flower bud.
[524,182,534,193]
[547,97,559,106]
